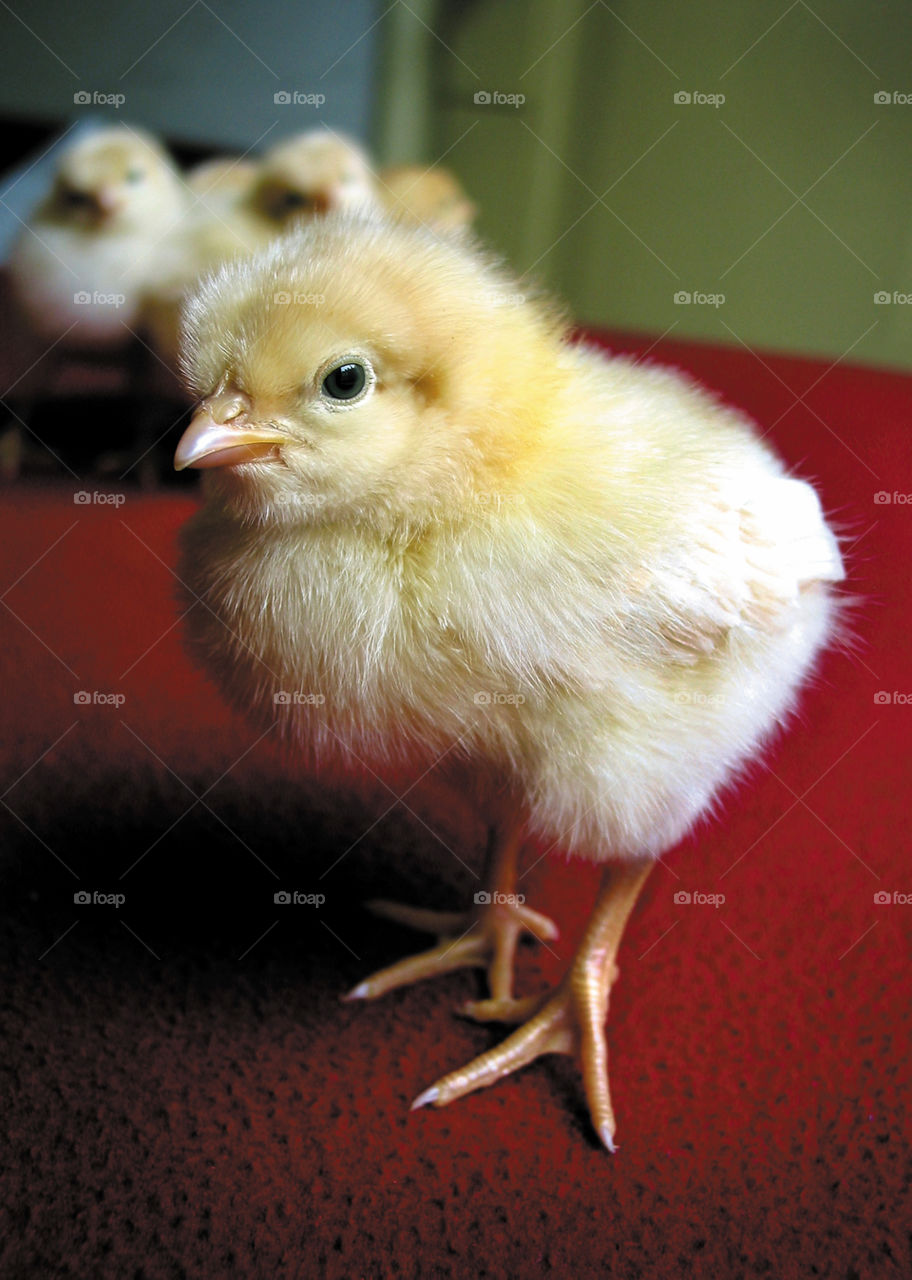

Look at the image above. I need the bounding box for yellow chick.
[173,215,844,1151]
[8,125,187,349]
[237,130,380,240]
[379,164,477,231]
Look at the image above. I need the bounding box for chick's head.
[176,214,567,529]
[249,131,379,228]
[47,126,184,232]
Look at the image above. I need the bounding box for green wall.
[377,0,912,371]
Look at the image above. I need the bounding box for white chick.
[8,125,187,350]
[172,214,844,1151]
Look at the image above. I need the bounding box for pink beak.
[174,398,289,471]
[96,186,123,217]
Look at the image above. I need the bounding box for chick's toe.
[344,895,559,1004]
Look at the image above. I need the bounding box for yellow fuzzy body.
[178,215,843,861]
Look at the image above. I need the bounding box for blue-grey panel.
[0,0,380,257]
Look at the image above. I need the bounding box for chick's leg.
[344,818,558,1004]
[412,859,653,1152]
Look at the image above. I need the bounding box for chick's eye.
[125,168,145,184]
[63,189,93,209]
[322,362,367,401]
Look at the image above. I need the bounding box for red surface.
[0,331,909,1278]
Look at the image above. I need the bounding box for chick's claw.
[343,896,559,1004]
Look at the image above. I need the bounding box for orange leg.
[412,859,653,1152]
[344,817,558,1008]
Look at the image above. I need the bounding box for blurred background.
[0,0,909,483]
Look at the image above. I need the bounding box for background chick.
[8,125,186,349]
[379,164,476,231]
[173,214,844,1151]
[142,132,379,378]
[237,129,380,239]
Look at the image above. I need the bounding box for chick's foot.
[411,860,652,1152]
[343,896,559,1005]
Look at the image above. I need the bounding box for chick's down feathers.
[177,215,844,863]
[174,214,844,1148]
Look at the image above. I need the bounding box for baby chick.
[173,215,844,1151]
[379,164,477,231]
[237,130,379,240]
[8,125,187,349]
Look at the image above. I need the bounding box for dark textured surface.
[0,332,909,1279]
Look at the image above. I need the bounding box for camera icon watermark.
[74,90,125,108]
[74,690,126,707]
[874,691,911,705]
[674,290,725,308]
[674,889,725,907]
[74,490,126,507]
[473,890,525,907]
[481,289,527,308]
[274,90,326,107]
[74,889,126,907]
[473,90,525,108]
[874,91,912,105]
[274,889,326,906]
[874,890,911,903]
[874,290,912,304]
[273,291,325,306]
[674,690,726,706]
[74,291,126,308]
[674,90,725,107]
[273,690,325,706]
[473,691,526,706]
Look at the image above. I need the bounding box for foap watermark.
[874,291,912,304]
[474,90,525,108]
[474,691,526,706]
[474,891,526,906]
[674,290,725,308]
[874,91,912,105]
[874,691,912,705]
[75,690,126,707]
[874,491,911,504]
[674,890,725,907]
[274,91,325,107]
[74,291,126,309]
[74,889,126,907]
[74,490,126,507]
[481,289,527,308]
[471,491,525,510]
[74,90,125,109]
[274,691,326,706]
[274,890,325,906]
[874,890,912,904]
[674,90,725,108]
[674,691,726,706]
[273,291,325,306]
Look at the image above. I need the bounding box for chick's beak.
[174,394,289,471]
